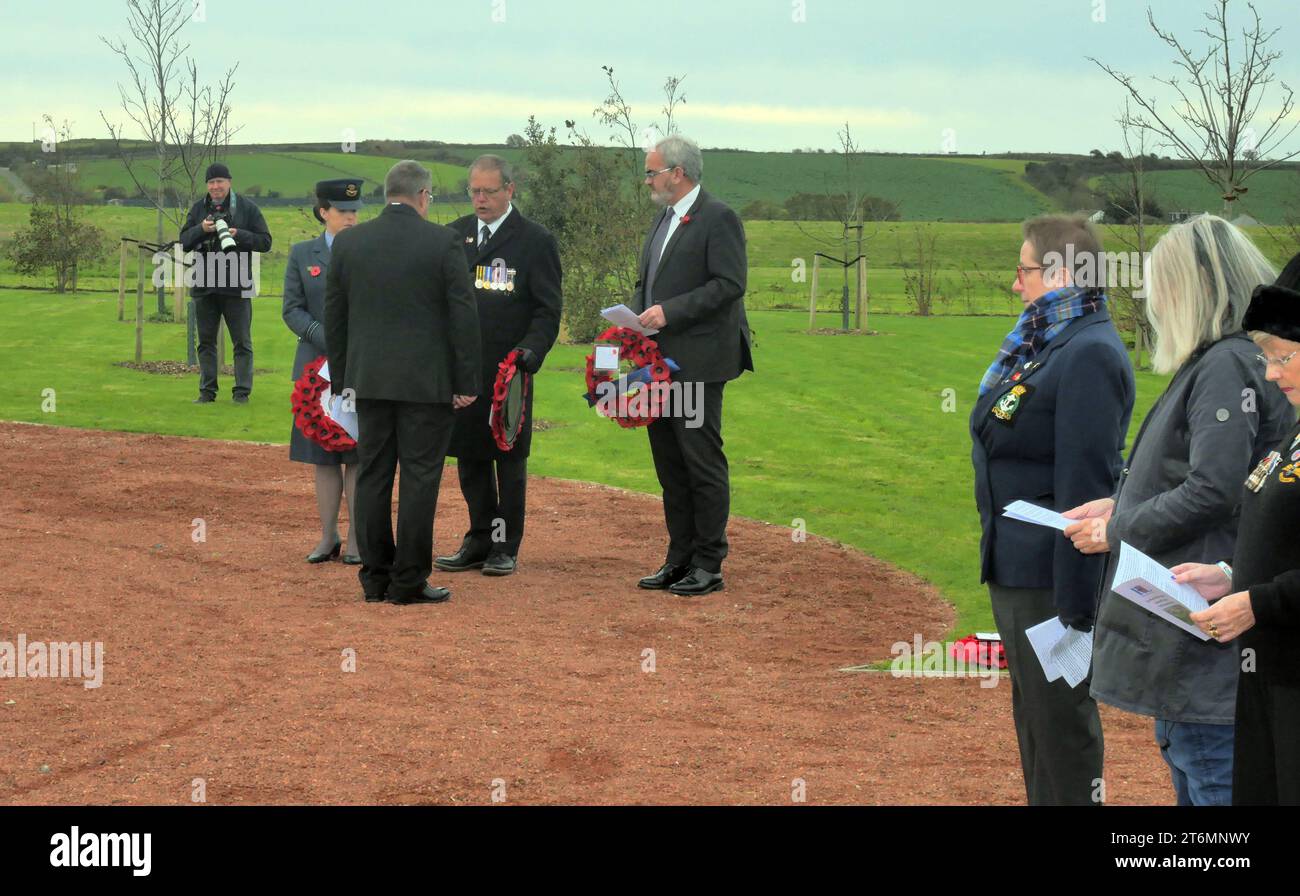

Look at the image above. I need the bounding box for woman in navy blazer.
[282,180,363,564]
[970,215,1135,805]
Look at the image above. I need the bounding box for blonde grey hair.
[655,134,703,183]
[1145,214,1276,373]
[384,160,432,199]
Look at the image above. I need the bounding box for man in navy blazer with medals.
[435,155,562,577]
[325,161,481,605]
[633,135,753,596]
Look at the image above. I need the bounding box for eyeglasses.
[1257,350,1299,369]
[1016,264,1045,280]
[644,166,677,181]
[467,186,505,198]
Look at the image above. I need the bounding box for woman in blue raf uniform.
[1178,255,1300,805]
[970,214,1135,805]
[282,179,363,564]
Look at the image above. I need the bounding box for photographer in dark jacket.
[179,162,273,404]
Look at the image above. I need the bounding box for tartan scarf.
[979,286,1105,396]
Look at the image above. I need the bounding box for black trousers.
[1233,672,1300,805]
[989,583,1104,805]
[456,454,528,557]
[193,293,253,398]
[646,381,729,574]
[353,399,453,599]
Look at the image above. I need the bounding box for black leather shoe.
[364,590,387,603]
[435,545,489,572]
[341,553,362,565]
[388,584,451,605]
[638,563,691,590]
[193,394,215,404]
[307,542,341,563]
[669,567,724,596]
[232,394,249,404]
[482,552,516,576]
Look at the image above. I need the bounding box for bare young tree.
[1098,104,1161,367]
[594,65,687,176]
[99,0,239,245]
[1089,0,1299,217]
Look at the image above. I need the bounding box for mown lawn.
[0,290,1172,634]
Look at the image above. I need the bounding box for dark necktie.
[642,208,675,310]
[479,224,491,248]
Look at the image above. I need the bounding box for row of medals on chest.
[1247,431,1300,493]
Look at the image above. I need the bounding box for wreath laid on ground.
[582,326,677,429]
[291,355,356,452]
[490,349,529,451]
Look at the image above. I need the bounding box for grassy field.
[74,151,466,200]
[1087,168,1300,225]
[2,202,1295,318]
[0,289,1174,636]
[54,147,1060,221]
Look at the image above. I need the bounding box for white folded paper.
[1110,542,1212,641]
[600,303,659,336]
[317,360,359,441]
[1002,500,1072,531]
[1025,616,1092,687]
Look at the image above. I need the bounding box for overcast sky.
[3,0,1298,156]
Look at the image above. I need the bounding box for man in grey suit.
[633,135,753,596]
[324,161,481,605]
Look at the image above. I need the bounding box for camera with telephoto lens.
[206,209,237,251]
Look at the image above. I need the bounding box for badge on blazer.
[992,384,1033,424]
[1246,451,1283,493]
[1280,462,1299,485]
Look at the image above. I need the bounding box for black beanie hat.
[1242,252,1300,343]
[205,162,232,182]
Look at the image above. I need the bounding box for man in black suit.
[435,155,562,577]
[633,135,753,596]
[324,161,481,605]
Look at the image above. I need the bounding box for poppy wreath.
[291,355,357,452]
[583,326,674,429]
[491,349,529,451]
[948,635,1007,670]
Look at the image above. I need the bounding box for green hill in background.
[5,139,1299,223]
[74,151,465,199]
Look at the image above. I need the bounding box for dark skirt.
[289,422,358,466]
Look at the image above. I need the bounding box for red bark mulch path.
[0,421,1171,805]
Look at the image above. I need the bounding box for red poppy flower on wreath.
[490,349,529,452]
[583,326,678,429]
[308,265,322,277]
[291,355,356,452]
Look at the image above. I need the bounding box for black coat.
[445,207,562,459]
[324,203,481,403]
[631,188,754,383]
[970,308,1135,629]
[179,191,272,297]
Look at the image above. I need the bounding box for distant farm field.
[4,204,1295,318]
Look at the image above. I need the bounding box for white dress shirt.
[657,184,701,262]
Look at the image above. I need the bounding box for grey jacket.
[1091,333,1294,723]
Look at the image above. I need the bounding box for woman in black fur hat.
[1175,252,1300,805]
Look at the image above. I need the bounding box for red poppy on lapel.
[308,265,321,277]
[680,214,692,225]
